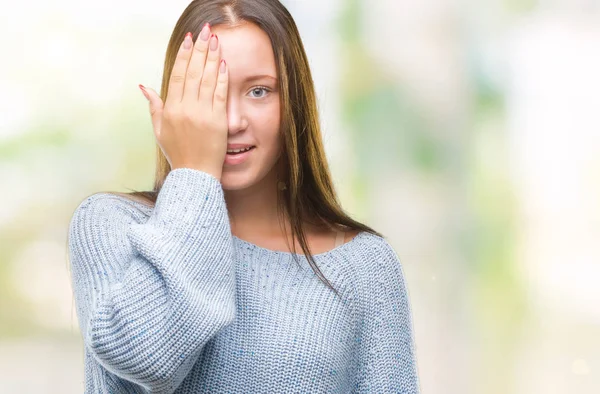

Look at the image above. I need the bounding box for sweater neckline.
[232,231,367,259]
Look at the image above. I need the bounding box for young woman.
[68,0,420,392]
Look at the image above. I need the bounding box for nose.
[227,97,249,134]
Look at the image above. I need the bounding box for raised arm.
[68,168,236,393]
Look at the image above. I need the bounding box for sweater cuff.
[150,168,225,237]
[126,168,230,263]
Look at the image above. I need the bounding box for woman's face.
[212,22,282,192]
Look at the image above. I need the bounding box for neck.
[224,167,288,238]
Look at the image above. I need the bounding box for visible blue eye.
[248,86,270,98]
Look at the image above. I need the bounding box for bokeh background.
[1,0,599,393]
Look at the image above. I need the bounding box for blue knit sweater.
[68,168,420,393]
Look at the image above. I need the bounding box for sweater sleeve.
[353,237,421,393]
[68,168,236,394]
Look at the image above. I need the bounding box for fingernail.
[200,23,210,41]
[220,59,226,74]
[139,84,150,101]
[209,34,218,51]
[184,32,192,49]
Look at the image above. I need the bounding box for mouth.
[226,146,256,156]
[224,146,256,166]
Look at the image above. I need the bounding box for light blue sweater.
[68,168,420,393]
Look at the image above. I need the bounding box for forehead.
[212,23,277,80]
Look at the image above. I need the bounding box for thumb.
[139,84,163,136]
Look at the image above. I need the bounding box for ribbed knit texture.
[68,168,420,394]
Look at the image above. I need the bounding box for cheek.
[250,103,281,147]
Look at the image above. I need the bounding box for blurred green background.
[1,0,599,393]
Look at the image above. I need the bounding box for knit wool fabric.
[68,168,421,394]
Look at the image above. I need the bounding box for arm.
[68,168,236,394]
[353,237,421,393]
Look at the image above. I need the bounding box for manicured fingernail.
[139,84,150,101]
[184,32,192,49]
[209,34,218,51]
[200,23,210,41]
[220,59,226,74]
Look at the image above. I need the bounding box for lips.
[224,146,255,165]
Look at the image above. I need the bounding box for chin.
[220,171,255,191]
[221,182,251,192]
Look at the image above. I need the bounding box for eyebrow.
[243,75,278,83]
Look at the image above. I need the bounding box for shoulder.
[350,231,402,265]
[67,195,153,304]
[71,192,152,220]
[348,231,408,293]
[68,193,151,246]
[347,233,414,326]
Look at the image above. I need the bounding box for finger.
[198,34,221,108]
[213,59,229,116]
[140,85,164,136]
[165,32,194,107]
[183,23,211,102]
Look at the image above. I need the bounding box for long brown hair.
[114,0,382,296]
